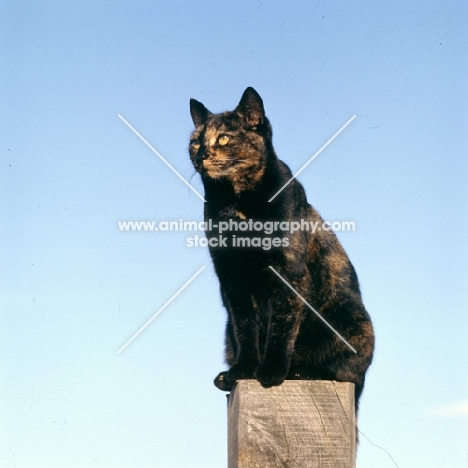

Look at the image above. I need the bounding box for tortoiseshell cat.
[189,87,374,408]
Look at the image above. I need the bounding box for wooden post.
[227,380,356,468]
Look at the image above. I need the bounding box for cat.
[188,87,374,408]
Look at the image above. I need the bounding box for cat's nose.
[195,149,208,166]
[201,148,211,160]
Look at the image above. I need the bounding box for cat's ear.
[190,99,211,127]
[236,87,265,129]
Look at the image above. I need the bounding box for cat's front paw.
[254,360,290,388]
[227,363,256,383]
[214,371,234,391]
[213,363,257,392]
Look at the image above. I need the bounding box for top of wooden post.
[228,380,356,468]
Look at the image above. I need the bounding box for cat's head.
[189,87,273,194]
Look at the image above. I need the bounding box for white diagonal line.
[268,266,357,353]
[117,266,206,354]
[118,114,206,203]
[268,115,356,202]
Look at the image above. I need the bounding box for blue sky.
[1,1,467,467]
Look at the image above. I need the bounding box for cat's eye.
[218,135,230,146]
[191,140,201,150]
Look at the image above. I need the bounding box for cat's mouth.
[202,159,231,178]
[201,157,266,194]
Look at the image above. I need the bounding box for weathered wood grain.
[227,380,356,468]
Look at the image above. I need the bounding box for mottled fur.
[188,87,374,408]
